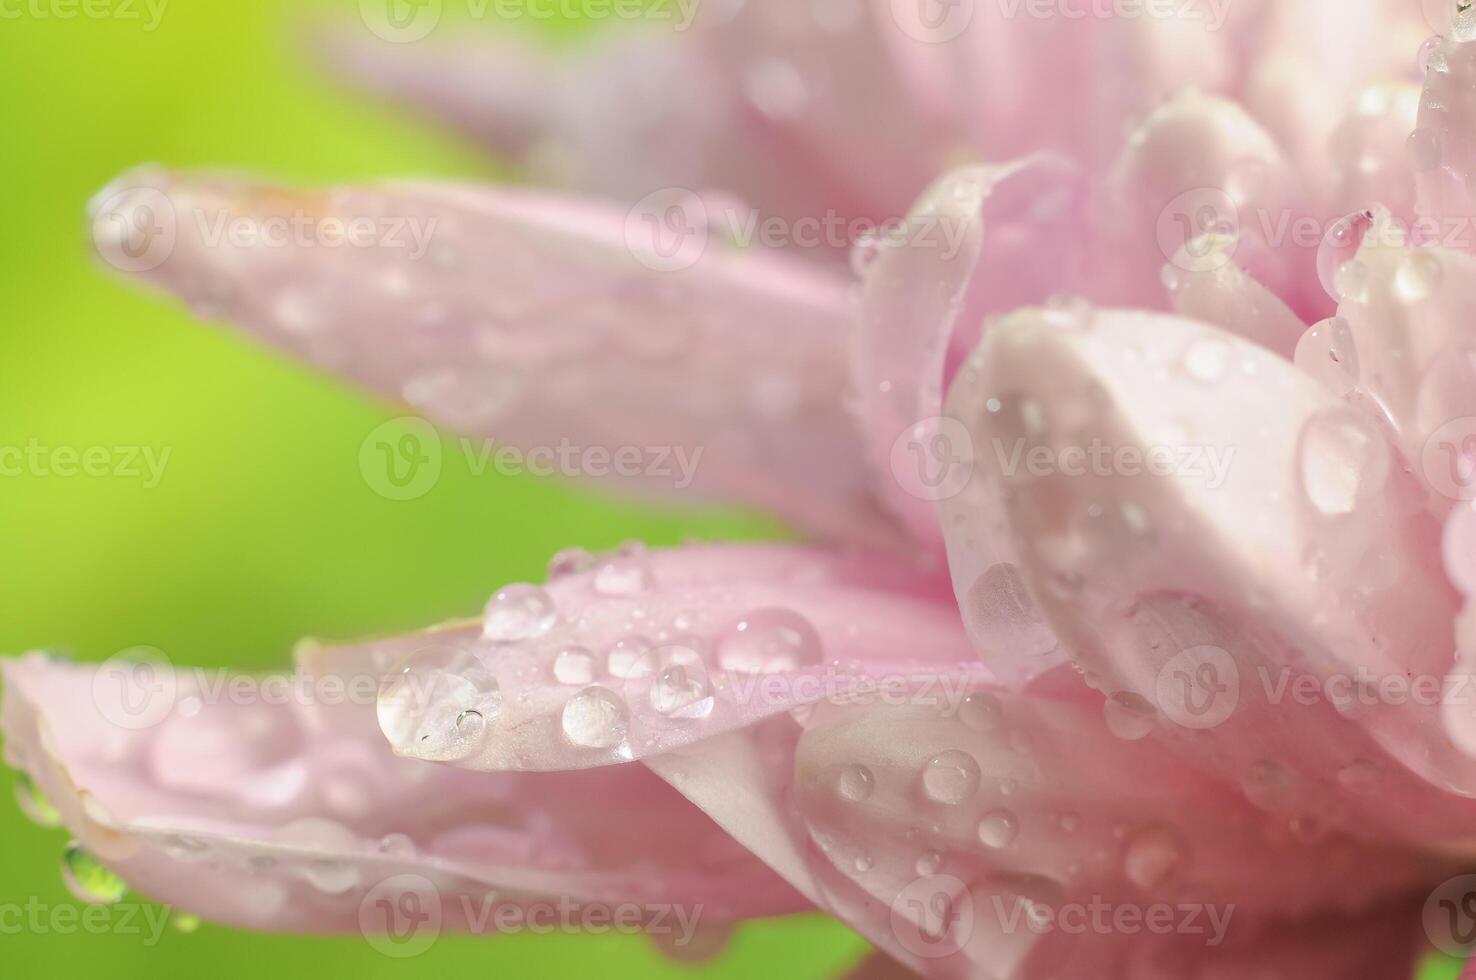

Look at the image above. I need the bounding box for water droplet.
[853,852,875,873]
[837,765,875,802]
[1103,691,1157,741]
[607,636,654,679]
[172,913,201,934]
[593,556,653,596]
[561,686,630,749]
[377,833,417,858]
[1396,250,1442,301]
[553,646,597,685]
[377,647,500,762]
[1419,36,1444,73]
[649,647,714,721]
[915,850,943,875]
[921,750,982,805]
[1457,3,1476,41]
[547,547,595,579]
[1336,758,1378,792]
[1298,410,1389,517]
[1334,260,1369,303]
[61,843,126,905]
[482,584,556,642]
[1180,338,1231,384]
[977,809,1020,849]
[958,692,1003,733]
[162,835,210,862]
[1123,826,1188,890]
[278,819,363,894]
[717,608,823,674]
[15,773,61,827]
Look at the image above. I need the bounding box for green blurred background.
[0,0,866,975]
[0,2,1459,977]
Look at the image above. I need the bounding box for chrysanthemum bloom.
[13,1,1476,976]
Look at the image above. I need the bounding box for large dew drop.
[15,772,62,828]
[1122,826,1189,890]
[1297,410,1389,517]
[61,843,127,905]
[921,750,982,805]
[377,648,500,762]
[977,809,1020,849]
[277,819,363,895]
[593,555,653,596]
[647,645,715,721]
[482,584,557,642]
[561,686,630,749]
[717,608,823,674]
[837,765,875,803]
[1103,692,1158,741]
[553,646,597,685]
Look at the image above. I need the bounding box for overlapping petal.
[790,696,1435,979]
[339,544,973,771]
[0,652,805,933]
[942,305,1476,849]
[90,168,903,548]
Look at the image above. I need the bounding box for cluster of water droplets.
[374,543,842,761]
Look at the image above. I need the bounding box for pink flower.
[13,1,1476,976]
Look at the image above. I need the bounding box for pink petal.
[1104,89,1320,319]
[1242,0,1426,185]
[1163,232,1307,358]
[1313,222,1476,511]
[318,4,960,247]
[314,26,560,161]
[790,695,1435,978]
[333,544,975,771]
[946,7,1231,171]
[853,157,1084,548]
[1412,36,1476,228]
[943,305,1476,848]
[91,168,902,548]
[1326,82,1421,222]
[1,653,805,931]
